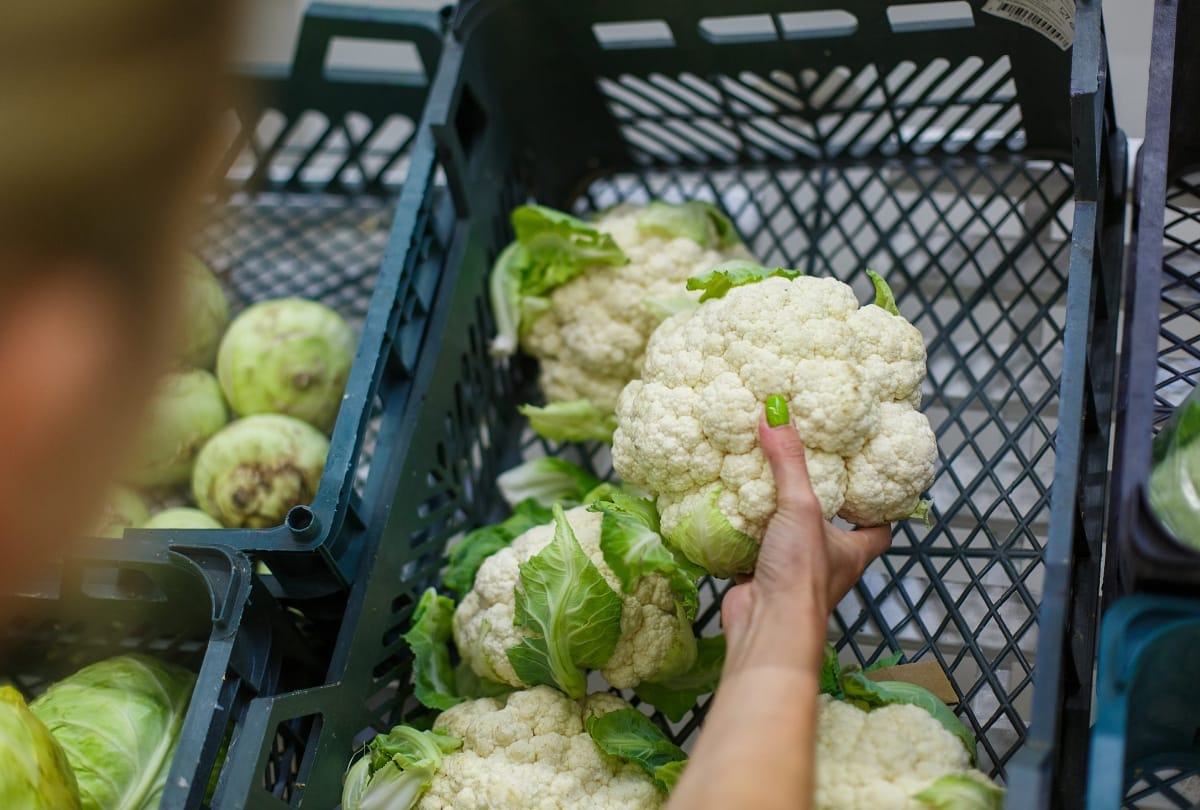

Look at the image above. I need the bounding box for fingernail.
[765,395,789,428]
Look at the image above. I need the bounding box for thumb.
[854,524,894,562]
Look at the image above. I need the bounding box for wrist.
[724,594,827,676]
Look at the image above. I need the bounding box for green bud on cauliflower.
[613,269,937,577]
[128,369,229,489]
[489,202,754,429]
[178,256,230,370]
[453,505,697,696]
[191,414,328,528]
[217,298,355,433]
[96,486,150,538]
[143,507,223,530]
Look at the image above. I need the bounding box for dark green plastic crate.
[126,3,446,599]
[1096,0,1200,806]
[0,540,321,809]
[212,2,1123,807]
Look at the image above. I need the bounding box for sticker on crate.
[982,0,1075,50]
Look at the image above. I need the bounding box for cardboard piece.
[865,661,959,705]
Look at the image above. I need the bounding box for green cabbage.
[0,686,81,809]
[30,655,195,810]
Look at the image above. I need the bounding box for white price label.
[982,0,1075,50]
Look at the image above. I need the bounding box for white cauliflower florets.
[815,694,996,810]
[453,506,695,690]
[418,687,664,810]
[522,205,753,412]
[613,274,936,576]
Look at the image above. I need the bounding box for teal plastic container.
[1088,596,1200,808]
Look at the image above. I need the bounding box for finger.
[758,412,818,515]
[853,523,894,565]
[720,583,753,639]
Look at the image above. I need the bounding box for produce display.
[106,257,354,535]
[95,486,151,538]
[0,655,196,809]
[128,369,229,489]
[142,507,223,530]
[612,264,936,577]
[453,503,699,696]
[488,202,754,442]
[178,256,230,370]
[815,654,1003,809]
[216,298,355,433]
[1149,386,1200,547]
[192,414,329,528]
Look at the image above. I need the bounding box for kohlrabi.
[96,486,150,538]
[143,507,223,530]
[178,256,230,370]
[217,298,355,433]
[129,369,229,489]
[191,414,329,528]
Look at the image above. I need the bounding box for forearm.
[669,597,825,810]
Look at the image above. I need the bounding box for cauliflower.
[612,264,937,577]
[817,655,1004,809]
[816,697,1002,810]
[453,504,697,695]
[342,688,683,810]
[425,688,665,809]
[488,202,754,441]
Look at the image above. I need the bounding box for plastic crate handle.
[292,2,445,89]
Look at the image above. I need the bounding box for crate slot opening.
[698,14,779,44]
[886,2,975,33]
[777,10,858,40]
[324,38,426,84]
[592,20,674,50]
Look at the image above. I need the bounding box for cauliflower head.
[419,687,664,810]
[454,505,697,694]
[488,202,754,442]
[816,695,999,810]
[612,268,937,577]
[522,204,754,413]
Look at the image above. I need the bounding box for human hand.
[721,407,893,675]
